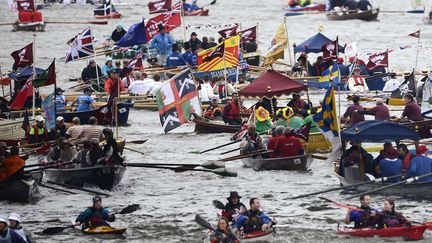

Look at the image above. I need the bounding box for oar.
[201,0,217,8]
[199,140,240,154]
[289,174,405,199]
[212,200,226,210]
[0,22,15,26]
[219,150,273,162]
[46,180,111,197]
[127,139,148,144]
[45,20,108,25]
[345,172,432,200]
[195,214,235,243]
[123,146,145,155]
[41,204,140,235]
[220,147,240,155]
[24,161,76,174]
[38,183,77,194]
[127,164,237,177]
[127,161,224,170]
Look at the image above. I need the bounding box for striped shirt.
[66,125,83,139]
[78,125,103,141]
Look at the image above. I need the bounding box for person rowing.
[221,191,247,222]
[344,195,378,228]
[234,198,272,234]
[209,218,239,243]
[407,145,432,182]
[75,196,115,229]
[376,198,410,228]
[239,125,266,155]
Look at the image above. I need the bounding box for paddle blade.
[201,161,225,169]
[195,214,212,230]
[173,165,199,172]
[117,204,140,214]
[212,168,237,177]
[41,226,71,235]
[212,200,226,210]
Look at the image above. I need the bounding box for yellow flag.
[263,22,287,66]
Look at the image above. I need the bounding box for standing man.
[71,87,95,112]
[343,96,365,126]
[150,24,174,66]
[104,70,125,102]
[222,92,241,125]
[347,67,369,93]
[344,195,378,228]
[356,98,390,121]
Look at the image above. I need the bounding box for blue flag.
[319,63,340,89]
[117,20,147,47]
[42,93,56,130]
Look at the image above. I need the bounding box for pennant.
[408,30,420,38]
[240,26,257,43]
[218,25,238,39]
[146,2,181,41]
[203,42,224,62]
[155,69,201,133]
[32,60,56,88]
[11,43,33,70]
[263,22,287,66]
[127,55,143,70]
[148,0,171,14]
[16,0,36,12]
[10,75,33,110]
[65,27,95,63]
[197,36,239,72]
[117,20,147,47]
[344,42,357,58]
[366,51,388,71]
[42,93,56,130]
[322,38,339,61]
[319,64,340,89]
[293,122,311,142]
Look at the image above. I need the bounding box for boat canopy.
[8,66,44,80]
[294,32,345,54]
[341,120,420,143]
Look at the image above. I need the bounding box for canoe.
[0,118,28,146]
[242,154,311,171]
[326,8,379,21]
[0,177,38,203]
[95,12,122,19]
[61,102,133,125]
[83,225,127,235]
[184,9,209,16]
[203,230,275,243]
[284,3,325,12]
[13,21,46,32]
[194,116,241,134]
[337,225,427,240]
[45,165,126,191]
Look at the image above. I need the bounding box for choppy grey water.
[1,0,432,242]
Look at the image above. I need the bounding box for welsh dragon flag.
[32,60,56,88]
[155,69,202,133]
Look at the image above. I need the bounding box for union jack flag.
[65,27,95,63]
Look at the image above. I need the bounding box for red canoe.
[338,225,428,241]
[95,12,122,19]
[184,9,209,16]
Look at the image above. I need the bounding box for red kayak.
[338,225,428,241]
[184,9,209,16]
[95,12,122,19]
[284,3,325,12]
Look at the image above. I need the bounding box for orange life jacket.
[225,100,240,120]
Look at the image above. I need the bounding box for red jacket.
[104,77,125,96]
[274,136,304,157]
[268,135,283,158]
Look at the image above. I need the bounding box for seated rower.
[372,142,393,177]
[355,99,390,121]
[357,0,372,11]
[55,87,67,113]
[400,93,423,121]
[55,116,67,138]
[222,191,247,222]
[397,144,415,173]
[203,97,222,120]
[239,125,266,154]
[347,67,369,93]
[273,127,304,158]
[75,196,115,229]
[287,93,310,112]
[71,87,95,112]
[83,138,104,168]
[222,92,242,126]
[341,144,374,179]
[377,198,409,229]
[189,0,202,11]
[209,218,239,243]
[234,198,272,234]
[29,116,49,144]
[8,213,32,243]
[98,128,124,166]
[379,146,402,183]
[267,126,285,158]
[0,216,26,243]
[46,137,77,165]
[0,146,25,181]
[344,195,378,229]
[407,146,432,182]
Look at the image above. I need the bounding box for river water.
[1,0,432,242]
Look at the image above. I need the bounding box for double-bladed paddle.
[41,204,140,235]
[195,214,235,243]
[212,200,226,210]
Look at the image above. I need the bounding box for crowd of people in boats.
[325,0,373,12]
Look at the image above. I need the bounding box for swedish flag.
[319,63,340,89]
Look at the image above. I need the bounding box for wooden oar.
[199,140,240,154]
[0,22,15,26]
[38,183,77,194]
[24,161,76,173]
[219,150,273,162]
[345,172,432,200]
[41,204,140,235]
[289,174,405,199]
[127,164,237,177]
[201,0,217,8]
[45,20,108,25]
[127,161,224,170]
[220,147,240,155]
[46,180,111,197]
[212,200,226,210]
[195,214,236,243]
[123,146,145,155]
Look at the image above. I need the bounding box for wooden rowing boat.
[337,225,427,240]
[242,154,311,171]
[0,177,38,203]
[0,118,28,146]
[194,116,241,134]
[95,12,122,19]
[326,8,379,21]
[13,21,46,31]
[284,3,325,12]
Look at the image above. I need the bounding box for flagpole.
[53,59,57,122]
[223,47,228,99]
[180,3,186,42]
[283,17,292,66]
[32,34,36,118]
[336,36,341,117]
[90,28,100,88]
[415,33,421,71]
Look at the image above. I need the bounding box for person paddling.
[8,213,32,243]
[222,191,247,222]
[234,198,272,234]
[75,196,115,229]
[209,218,238,243]
[0,216,26,243]
[344,195,378,228]
[376,198,409,229]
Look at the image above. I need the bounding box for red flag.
[127,55,143,70]
[322,38,339,61]
[11,43,33,70]
[148,0,171,14]
[17,0,36,12]
[10,76,34,110]
[366,51,389,71]
[408,30,420,38]
[240,26,257,43]
[203,42,225,62]
[145,2,181,41]
[218,25,238,39]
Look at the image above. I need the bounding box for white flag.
[345,41,358,57]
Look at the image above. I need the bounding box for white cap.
[106,56,113,62]
[8,213,20,223]
[0,216,8,225]
[56,116,64,122]
[36,116,45,122]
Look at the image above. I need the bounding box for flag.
[293,122,311,142]
[322,38,339,61]
[366,51,388,71]
[392,71,416,98]
[408,30,420,38]
[203,42,224,62]
[148,0,171,14]
[319,64,340,89]
[42,93,56,130]
[313,85,341,155]
[155,69,201,133]
[11,43,33,70]
[17,0,36,11]
[65,27,95,63]
[197,35,239,72]
[263,22,287,66]
[10,76,33,110]
[21,110,30,138]
[344,42,357,58]
[127,55,143,70]
[218,25,238,39]
[240,26,257,43]
[32,60,56,88]
[400,45,412,50]
[146,2,181,41]
[117,20,147,47]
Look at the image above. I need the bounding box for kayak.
[95,12,122,19]
[338,225,427,240]
[284,3,325,12]
[184,9,209,16]
[203,230,275,242]
[83,226,127,235]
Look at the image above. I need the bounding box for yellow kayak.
[82,226,127,235]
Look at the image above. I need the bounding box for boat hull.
[0,178,38,203]
[45,165,126,190]
[242,154,310,171]
[60,102,132,125]
[95,12,122,19]
[326,8,379,21]
[203,230,275,243]
[0,118,27,145]
[194,117,241,134]
[337,225,427,240]
[13,21,46,31]
[307,132,331,153]
[185,9,209,16]
[284,3,325,12]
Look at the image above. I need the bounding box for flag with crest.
[366,51,388,71]
[65,28,95,63]
[322,38,339,61]
[146,2,181,41]
[197,36,239,72]
[218,25,238,39]
[16,0,35,11]
[11,43,33,70]
[408,30,420,38]
[319,64,340,89]
[148,0,171,14]
[241,26,257,43]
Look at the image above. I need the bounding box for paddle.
[38,183,77,194]
[195,214,235,243]
[212,200,226,210]
[289,174,405,199]
[46,180,111,197]
[199,140,239,154]
[127,164,237,177]
[24,161,76,174]
[127,161,224,170]
[220,147,240,155]
[44,20,108,25]
[41,204,140,235]
[201,0,217,8]
[219,149,273,162]
[123,146,145,155]
[345,172,432,200]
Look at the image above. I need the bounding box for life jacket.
[32,124,48,141]
[226,100,240,120]
[402,153,413,171]
[204,106,222,118]
[85,207,107,228]
[243,210,264,233]
[0,228,12,242]
[353,76,365,86]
